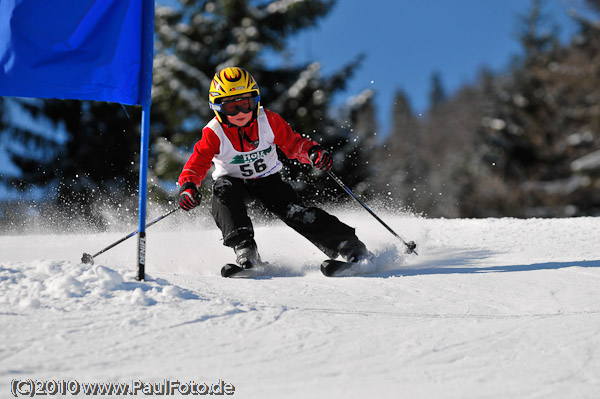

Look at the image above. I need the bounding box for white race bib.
[211,107,283,180]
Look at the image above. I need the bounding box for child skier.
[178,66,369,271]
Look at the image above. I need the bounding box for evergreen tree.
[372,90,421,210]
[372,0,600,218]
[152,0,368,202]
[0,97,144,228]
[331,88,377,197]
[478,0,597,217]
[428,71,447,109]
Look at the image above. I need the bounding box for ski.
[321,259,361,277]
[221,262,272,278]
[221,263,254,278]
[223,259,380,278]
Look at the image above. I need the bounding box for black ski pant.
[210,173,358,258]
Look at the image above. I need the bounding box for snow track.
[2,214,600,398]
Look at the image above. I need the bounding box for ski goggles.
[211,95,260,116]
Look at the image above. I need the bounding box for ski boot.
[338,238,371,263]
[234,238,262,269]
[320,238,373,277]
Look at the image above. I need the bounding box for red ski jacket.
[178,109,318,186]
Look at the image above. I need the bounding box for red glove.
[178,182,202,211]
[308,145,333,171]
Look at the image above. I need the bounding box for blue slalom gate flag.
[1,0,155,280]
[0,0,151,106]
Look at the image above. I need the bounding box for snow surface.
[2,209,600,398]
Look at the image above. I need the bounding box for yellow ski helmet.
[209,67,261,123]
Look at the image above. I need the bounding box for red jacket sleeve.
[178,126,220,187]
[265,109,318,164]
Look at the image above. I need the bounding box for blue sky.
[285,0,587,134]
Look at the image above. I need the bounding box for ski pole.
[81,207,180,265]
[326,171,418,255]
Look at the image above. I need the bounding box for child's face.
[227,110,253,127]
[221,93,254,127]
